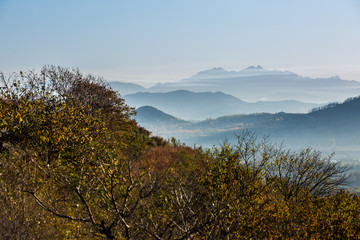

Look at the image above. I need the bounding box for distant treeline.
[310,96,360,113]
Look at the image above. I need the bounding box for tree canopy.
[0,66,359,239]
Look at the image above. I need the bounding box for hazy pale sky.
[1,0,359,86]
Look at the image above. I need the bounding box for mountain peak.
[245,65,263,70]
[210,67,226,71]
[197,67,227,75]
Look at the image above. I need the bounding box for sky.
[0,0,360,87]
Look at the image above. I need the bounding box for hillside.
[135,96,360,157]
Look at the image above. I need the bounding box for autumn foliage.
[0,66,359,239]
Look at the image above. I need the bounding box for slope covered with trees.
[1,66,360,239]
[134,96,360,158]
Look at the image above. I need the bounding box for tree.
[205,131,351,239]
[0,66,154,239]
[221,131,349,199]
[266,148,350,199]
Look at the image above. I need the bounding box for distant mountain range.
[110,66,360,103]
[111,66,360,156]
[135,96,360,159]
[109,81,146,95]
[125,90,321,120]
[149,66,360,103]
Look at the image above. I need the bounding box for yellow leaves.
[15,112,23,123]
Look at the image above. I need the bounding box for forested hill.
[195,96,360,149]
[309,96,360,125]
[135,96,360,152]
